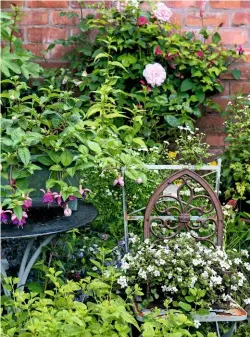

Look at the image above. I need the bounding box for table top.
[1,201,98,239]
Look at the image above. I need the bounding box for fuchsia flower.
[79,186,92,198]
[137,16,149,26]
[0,209,12,224]
[54,193,63,206]
[143,63,167,87]
[11,211,28,227]
[196,50,204,58]
[152,3,172,22]
[236,45,244,55]
[64,205,72,217]
[23,197,32,209]
[113,176,124,187]
[155,45,163,56]
[40,189,55,204]
[69,195,77,201]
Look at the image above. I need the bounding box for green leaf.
[48,151,61,164]
[232,69,241,80]
[13,205,23,221]
[36,156,54,166]
[180,78,194,92]
[195,90,205,103]
[178,301,192,311]
[164,115,180,127]
[185,296,195,303]
[212,32,221,44]
[87,140,102,155]
[60,149,74,167]
[18,147,30,166]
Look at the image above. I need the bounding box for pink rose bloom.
[153,3,172,22]
[137,16,149,26]
[143,63,166,87]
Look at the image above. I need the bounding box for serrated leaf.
[48,151,61,164]
[87,140,102,155]
[60,149,74,167]
[18,147,30,165]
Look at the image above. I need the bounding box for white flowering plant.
[118,233,249,313]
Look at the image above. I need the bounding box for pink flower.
[0,209,12,224]
[153,3,172,22]
[64,206,72,217]
[40,189,55,204]
[236,45,244,55]
[23,197,32,209]
[54,193,63,205]
[155,45,163,56]
[79,186,92,198]
[196,50,204,58]
[136,177,143,184]
[143,63,166,87]
[68,195,77,201]
[113,176,124,187]
[11,211,28,227]
[138,16,149,26]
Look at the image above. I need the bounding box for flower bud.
[137,177,143,184]
[64,206,72,217]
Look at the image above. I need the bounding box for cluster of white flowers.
[118,233,249,309]
[117,276,128,288]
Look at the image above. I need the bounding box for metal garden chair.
[121,160,247,337]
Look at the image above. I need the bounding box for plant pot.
[68,199,78,211]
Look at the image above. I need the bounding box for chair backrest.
[144,169,224,247]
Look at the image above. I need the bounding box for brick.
[204,134,226,147]
[23,43,50,58]
[243,47,250,62]
[13,28,25,40]
[232,12,250,26]
[197,114,225,133]
[219,29,248,45]
[231,81,250,94]
[50,44,73,58]
[211,96,230,111]
[20,11,49,25]
[241,1,250,7]
[50,10,81,25]
[186,13,228,27]
[1,0,24,8]
[27,1,68,8]
[27,27,66,43]
[210,1,241,8]
[164,1,202,8]
[38,61,69,69]
[170,13,182,26]
[70,1,112,8]
[220,64,250,80]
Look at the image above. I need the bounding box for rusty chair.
[121,163,247,337]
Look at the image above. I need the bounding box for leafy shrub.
[221,95,250,202]
[53,1,240,141]
[0,7,41,79]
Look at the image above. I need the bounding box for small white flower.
[153,270,160,277]
[244,262,250,271]
[121,262,130,271]
[241,250,249,258]
[234,258,242,265]
[244,298,250,305]
[194,320,201,329]
[117,276,128,288]
[82,70,88,77]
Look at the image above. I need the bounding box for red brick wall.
[1,0,250,150]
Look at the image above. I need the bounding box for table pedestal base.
[1,234,56,296]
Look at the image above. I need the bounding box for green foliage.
[0,8,42,79]
[51,1,240,142]
[221,96,250,201]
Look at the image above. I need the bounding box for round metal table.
[1,201,98,295]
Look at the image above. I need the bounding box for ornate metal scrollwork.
[144,169,224,247]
